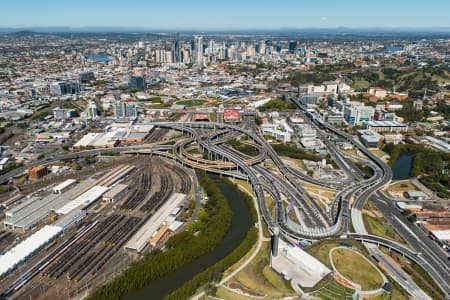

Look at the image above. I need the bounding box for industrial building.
[125,193,186,253]
[0,225,62,277]
[56,185,109,215]
[103,184,129,202]
[0,209,86,278]
[149,224,170,247]
[261,119,294,143]
[271,238,331,288]
[73,124,154,148]
[357,130,383,148]
[3,176,100,232]
[73,132,119,149]
[423,136,450,153]
[53,179,77,194]
[406,191,427,201]
[28,165,48,180]
[4,193,67,232]
[364,121,408,133]
[53,209,86,231]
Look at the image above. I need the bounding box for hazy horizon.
[1,0,450,29]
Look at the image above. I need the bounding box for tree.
[187,220,204,233]
[197,209,209,223]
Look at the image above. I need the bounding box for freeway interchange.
[143,105,450,296]
[1,107,449,298]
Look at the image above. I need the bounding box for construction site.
[0,155,194,300]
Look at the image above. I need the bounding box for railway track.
[0,231,15,252]
[41,214,141,283]
[120,166,152,210]
[140,170,172,212]
[144,128,169,143]
[165,163,192,194]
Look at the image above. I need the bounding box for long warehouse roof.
[56,185,109,215]
[0,225,62,277]
[53,179,77,193]
[125,193,186,253]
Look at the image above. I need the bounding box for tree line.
[384,143,450,198]
[165,179,258,299]
[88,170,233,300]
[272,143,322,161]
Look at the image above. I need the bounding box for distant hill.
[0,26,449,36]
[5,30,40,36]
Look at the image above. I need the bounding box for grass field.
[235,180,255,198]
[301,182,337,201]
[187,147,201,155]
[305,239,365,267]
[352,80,371,89]
[343,148,360,157]
[370,149,389,159]
[371,288,408,300]
[388,180,419,193]
[312,278,354,300]
[176,99,208,106]
[216,286,256,300]
[363,213,403,242]
[331,248,384,291]
[305,240,409,299]
[280,156,307,171]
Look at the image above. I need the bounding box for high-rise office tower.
[129,76,146,90]
[255,43,260,54]
[289,40,297,53]
[172,32,181,63]
[114,101,137,119]
[208,39,216,54]
[194,35,203,67]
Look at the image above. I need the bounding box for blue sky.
[1,0,449,29]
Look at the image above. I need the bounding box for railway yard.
[0,156,194,300]
[0,114,448,300]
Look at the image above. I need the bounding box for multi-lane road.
[289,98,450,296]
[1,112,449,297]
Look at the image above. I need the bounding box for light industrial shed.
[52,179,77,194]
[56,185,109,215]
[0,225,62,277]
[102,184,128,202]
[124,193,186,253]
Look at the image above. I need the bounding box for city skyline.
[1,0,450,30]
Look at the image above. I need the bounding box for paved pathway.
[191,184,264,300]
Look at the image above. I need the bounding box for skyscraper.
[172,32,181,63]
[194,35,203,67]
[289,40,297,54]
